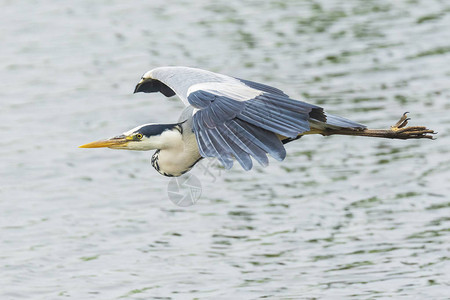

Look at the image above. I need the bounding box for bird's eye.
[135,133,143,140]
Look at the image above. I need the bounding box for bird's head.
[79,123,182,151]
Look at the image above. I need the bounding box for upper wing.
[187,84,325,170]
[234,77,290,97]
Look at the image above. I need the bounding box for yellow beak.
[79,136,130,149]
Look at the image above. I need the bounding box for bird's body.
[80,66,435,177]
[150,112,202,177]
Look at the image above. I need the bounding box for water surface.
[0,0,449,299]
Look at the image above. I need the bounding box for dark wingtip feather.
[309,107,326,123]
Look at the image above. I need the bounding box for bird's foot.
[389,112,436,139]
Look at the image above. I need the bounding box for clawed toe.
[392,112,410,130]
[404,130,435,139]
[389,113,436,139]
[395,126,426,133]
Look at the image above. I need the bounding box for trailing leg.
[322,112,436,140]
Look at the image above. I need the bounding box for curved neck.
[151,146,202,177]
[150,123,202,177]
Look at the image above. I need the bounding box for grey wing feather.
[235,77,290,97]
[188,90,320,170]
[240,94,324,138]
[230,119,286,161]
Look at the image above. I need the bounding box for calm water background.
[1,0,449,299]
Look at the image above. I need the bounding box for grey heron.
[80,66,435,177]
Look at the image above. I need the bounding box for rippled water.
[1,0,449,299]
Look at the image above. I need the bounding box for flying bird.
[80,66,435,177]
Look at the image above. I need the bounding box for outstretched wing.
[234,77,290,97]
[187,83,325,170]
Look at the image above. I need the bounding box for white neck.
[151,129,202,177]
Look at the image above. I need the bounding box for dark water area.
[1,0,449,299]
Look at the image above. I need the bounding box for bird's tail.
[309,112,366,131]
